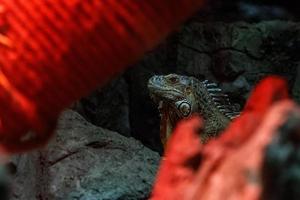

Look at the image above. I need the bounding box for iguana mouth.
[156,101,181,148]
[148,87,184,102]
[148,87,188,147]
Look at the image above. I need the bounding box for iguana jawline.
[156,99,182,147]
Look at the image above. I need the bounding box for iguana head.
[148,74,240,147]
[148,74,200,146]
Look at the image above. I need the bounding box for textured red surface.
[0,0,204,153]
[151,76,292,200]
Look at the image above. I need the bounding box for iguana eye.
[169,76,179,83]
[175,100,191,117]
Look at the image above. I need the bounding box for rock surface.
[10,110,160,200]
[262,111,300,200]
[178,21,299,102]
[74,21,300,153]
[74,76,131,137]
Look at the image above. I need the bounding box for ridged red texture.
[0,0,205,153]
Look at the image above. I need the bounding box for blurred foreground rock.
[11,110,160,200]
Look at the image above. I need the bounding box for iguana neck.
[195,91,229,141]
[196,89,230,119]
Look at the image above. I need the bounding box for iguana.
[148,74,240,146]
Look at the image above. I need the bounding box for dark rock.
[192,0,299,22]
[221,75,251,104]
[126,66,162,153]
[11,110,160,200]
[211,50,247,80]
[10,153,40,200]
[292,67,300,104]
[177,43,213,80]
[124,39,178,153]
[178,21,299,103]
[262,111,300,200]
[0,165,12,200]
[238,2,293,21]
[75,76,131,137]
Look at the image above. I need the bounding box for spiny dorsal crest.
[200,80,240,120]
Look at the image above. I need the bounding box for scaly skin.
[148,74,239,146]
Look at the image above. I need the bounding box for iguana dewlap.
[148,74,240,146]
